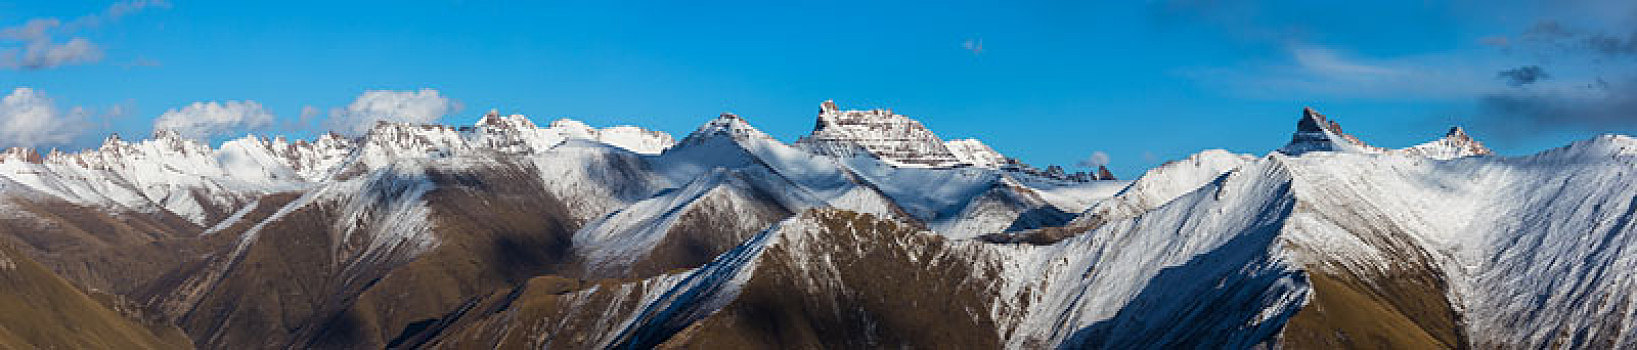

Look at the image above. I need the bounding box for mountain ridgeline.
[0,101,1632,349]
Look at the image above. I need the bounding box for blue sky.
[2,0,1635,176]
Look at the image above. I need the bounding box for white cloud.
[0,87,89,148]
[1289,46,1406,78]
[326,89,460,135]
[1076,151,1111,168]
[153,101,275,139]
[0,0,169,70]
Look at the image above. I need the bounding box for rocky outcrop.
[0,148,41,164]
[1397,126,1493,159]
[796,100,964,167]
[1278,107,1383,155]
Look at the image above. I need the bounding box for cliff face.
[795,100,965,168]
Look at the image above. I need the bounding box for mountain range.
[0,100,1632,349]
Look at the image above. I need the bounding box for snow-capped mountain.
[796,100,967,168]
[0,103,1632,349]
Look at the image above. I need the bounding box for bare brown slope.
[625,180,793,279]
[662,209,1001,348]
[424,209,1002,349]
[167,163,588,349]
[0,197,203,296]
[422,274,679,349]
[1281,271,1449,349]
[299,166,584,348]
[0,242,191,349]
[1277,198,1466,349]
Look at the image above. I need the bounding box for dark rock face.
[1097,165,1116,181]
[1296,107,1332,133]
[1280,107,1380,155]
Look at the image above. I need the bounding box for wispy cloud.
[962,38,984,55]
[1518,19,1637,58]
[326,89,462,135]
[1075,151,1111,168]
[1498,65,1550,86]
[153,101,276,139]
[0,88,91,148]
[0,0,169,70]
[1185,45,1498,100]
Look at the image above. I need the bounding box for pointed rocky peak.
[1097,166,1116,181]
[1397,125,1493,159]
[474,110,540,130]
[1446,126,1470,139]
[796,100,962,168]
[1278,107,1381,156]
[679,113,775,146]
[475,109,505,127]
[1440,127,1486,151]
[1297,107,1333,133]
[102,133,125,148]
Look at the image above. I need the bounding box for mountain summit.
[796,100,966,167]
[1400,126,1494,159]
[1278,107,1382,155]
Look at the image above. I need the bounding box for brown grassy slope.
[1281,271,1451,349]
[624,184,793,279]
[661,209,1001,349]
[173,200,343,349]
[424,274,678,349]
[301,166,585,348]
[0,197,203,296]
[140,192,303,321]
[1277,199,1466,349]
[0,242,191,349]
[169,163,589,349]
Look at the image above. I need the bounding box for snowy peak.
[541,117,675,154]
[796,100,963,168]
[356,112,675,157]
[474,109,540,129]
[1397,126,1494,160]
[1278,107,1382,155]
[945,138,1010,169]
[677,113,776,146]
